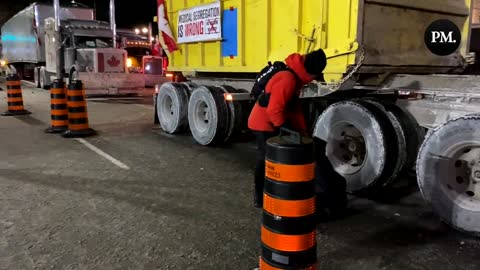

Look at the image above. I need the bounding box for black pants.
[253,131,278,204]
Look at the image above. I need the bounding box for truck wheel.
[417,115,480,235]
[39,68,50,90]
[313,100,398,194]
[188,86,229,146]
[156,82,189,134]
[362,99,405,186]
[219,85,245,143]
[34,67,41,88]
[384,103,425,171]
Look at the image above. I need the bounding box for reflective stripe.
[7,89,22,94]
[50,88,65,94]
[7,106,25,111]
[261,226,315,252]
[7,97,23,102]
[51,120,68,126]
[263,194,315,217]
[68,112,88,119]
[69,123,89,130]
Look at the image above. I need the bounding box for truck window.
[75,36,113,48]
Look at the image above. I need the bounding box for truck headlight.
[0,60,6,67]
[127,58,133,68]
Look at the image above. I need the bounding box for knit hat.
[304,49,327,76]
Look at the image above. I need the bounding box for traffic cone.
[259,128,317,270]
[45,79,68,133]
[1,74,31,116]
[61,80,96,138]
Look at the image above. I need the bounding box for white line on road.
[75,138,130,170]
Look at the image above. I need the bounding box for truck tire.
[362,99,405,186]
[313,100,398,194]
[156,82,189,134]
[188,86,229,146]
[34,67,41,88]
[39,68,50,90]
[417,114,480,236]
[384,103,425,171]
[219,85,245,143]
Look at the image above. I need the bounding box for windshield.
[75,36,113,48]
[126,47,152,57]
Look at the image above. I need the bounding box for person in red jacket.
[248,49,327,208]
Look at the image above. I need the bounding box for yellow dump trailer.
[156,0,480,238]
[166,0,472,83]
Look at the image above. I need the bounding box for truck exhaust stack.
[110,0,116,48]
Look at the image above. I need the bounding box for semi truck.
[116,28,168,87]
[1,2,144,95]
[154,0,480,236]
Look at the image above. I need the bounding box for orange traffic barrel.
[45,80,68,133]
[61,80,96,138]
[260,128,317,270]
[1,74,31,116]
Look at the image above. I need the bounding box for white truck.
[1,2,144,95]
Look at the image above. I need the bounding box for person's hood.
[285,53,315,85]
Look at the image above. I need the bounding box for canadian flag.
[157,0,179,53]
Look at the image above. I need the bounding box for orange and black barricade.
[45,79,68,133]
[1,74,31,116]
[260,129,317,270]
[61,80,96,138]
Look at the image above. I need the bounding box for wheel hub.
[193,100,210,133]
[448,145,480,202]
[329,123,367,175]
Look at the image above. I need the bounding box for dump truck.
[154,0,480,235]
[1,2,144,95]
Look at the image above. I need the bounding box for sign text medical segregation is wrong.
[176,2,222,43]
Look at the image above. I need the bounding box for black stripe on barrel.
[67,96,85,102]
[51,104,67,110]
[6,74,20,82]
[69,80,83,90]
[261,244,317,269]
[68,107,86,113]
[266,136,314,165]
[51,94,66,99]
[7,102,24,106]
[7,93,22,98]
[264,178,315,200]
[262,211,317,235]
[69,118,88,124]
[51,80,64,90]
[51,115,69,121]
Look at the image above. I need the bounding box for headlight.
[0,60,6,67]
[127,58,133,68]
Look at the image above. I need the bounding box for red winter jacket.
[248,53,314,133]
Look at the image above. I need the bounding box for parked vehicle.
[117,28,168,87]
[1,2,144,95]
[154,0,480,236]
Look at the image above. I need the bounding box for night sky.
[0,0,158,30]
